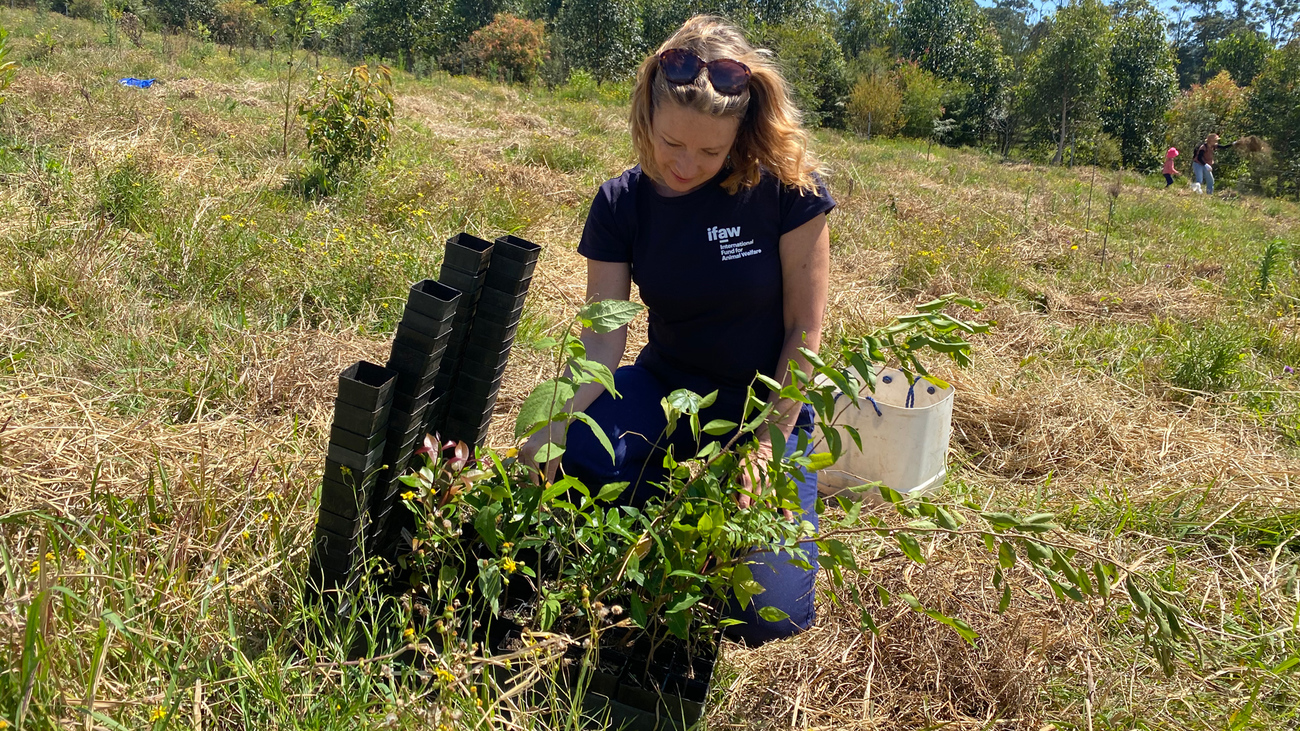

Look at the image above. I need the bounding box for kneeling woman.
[522,16,834,645]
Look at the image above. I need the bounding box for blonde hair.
[629,15,820,195]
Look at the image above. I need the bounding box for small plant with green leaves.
[1256,239,1289,298]
[0,26,17,105]
[382,295,1191,721]
[297,64,395,195]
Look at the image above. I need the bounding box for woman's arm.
[520,259,632,480]
[738,213,830,508]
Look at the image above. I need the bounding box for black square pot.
[387,340,441,382]
[439,265,487,297]
[399,308,453,342]
[311,525,362,572]
[323,458,381,491]
[329,423,386,454]
[443,232,495,273]
[406,279,461,320]
[332,399,392,439]
[391,386,433,415]
[337,361,397,411]
[306,560,354,593]
[462,340,512,372]
[318,504,369,539]
[483,273,534,298]
[319,476,372,520]
[382,441,416,473]
[484,260,537,293]
[471,316,520,346]
[492,234,542,264]
[387,407,429,436]
[475,302,525,328]
[478,286,529,314]
[456,371,503,402]
[440,419,486,446]
[327,440,387,473]
[389,416,426,451]
[457,358,508,384]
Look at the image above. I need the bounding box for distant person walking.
[1163,147,1179,188]
[1192,133,1230,195]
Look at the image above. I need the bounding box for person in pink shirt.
[1163,147,1179,188]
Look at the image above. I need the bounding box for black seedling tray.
[317,505,368,539]
[406,279,461,320]
[492,234,542,264]
[319,476,372,521]
[332,399,392,438]
[323,458,381,490]
[443,232,495,273]
[478,286,528,314]
[327,441,386,473]
[387,340,442,382]
[337,361,397,411]
[484,260,536,292]
[329,423,386,454]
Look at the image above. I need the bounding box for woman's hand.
[737,440,795,521]
[520,422,566,485]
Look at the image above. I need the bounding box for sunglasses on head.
[657,48,751,96]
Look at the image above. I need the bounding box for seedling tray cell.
[336,361,397,411]
[406,279,461,320]
[443,232,495,273]
[327,441,387,473]
[329,423,386,454]
[478,287,529,314]
[319,477,371,520]
[332,399,392,438]
[492,234,542,263]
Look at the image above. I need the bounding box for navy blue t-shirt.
[577,165,835,399]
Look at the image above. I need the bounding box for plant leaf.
[514,378,578,439]
[577,300,644,333]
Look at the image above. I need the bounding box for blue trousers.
[1193,161,1214,194]
[562,365,819,645]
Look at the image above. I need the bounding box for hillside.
[1,9,1299,730]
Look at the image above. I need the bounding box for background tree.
[465,13,546,82]
[1166,70,1248,182]
[1176,0,1233,86]
[757,17,851,127]
[555,0,642,82]
[1252,0,1300,42]
[1104,0,1177,168]
[832,0,897,61]
[1248,39,1300,197]
[846,69,901,136]
[358,0,443,69]
[1021,0,1111,164]
[1207,26,1274,83]
[897,0,1009,143]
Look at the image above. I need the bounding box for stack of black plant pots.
[573,626,718,731]
[424,233,496,442]
[310,360,396,594]
[366,279,462,558]
[435,234,540,446]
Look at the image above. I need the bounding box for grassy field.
[2,8,1300,730]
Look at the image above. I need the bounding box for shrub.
[465,13,546,84]
[212,0,268,49]
[298,65,396,194]
[0,27,16,106]
[67,0,104,20]
[757,21,852,128]
[895,61,949,138]
[1247,41,1300,199]
[847,72,902,137]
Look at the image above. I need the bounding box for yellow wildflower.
[76,547,86,561]
[401,491,416,501]
[501,558,517,574]
[29,561,39,576]
[44,552,54,562]
[435,668,455,683]
[149,706,166,721]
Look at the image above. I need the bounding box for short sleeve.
[577,173,637,263]
[778,172,836,235]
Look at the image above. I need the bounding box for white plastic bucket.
[812,367,955,500]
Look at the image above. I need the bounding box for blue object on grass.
[118,78,156,88]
